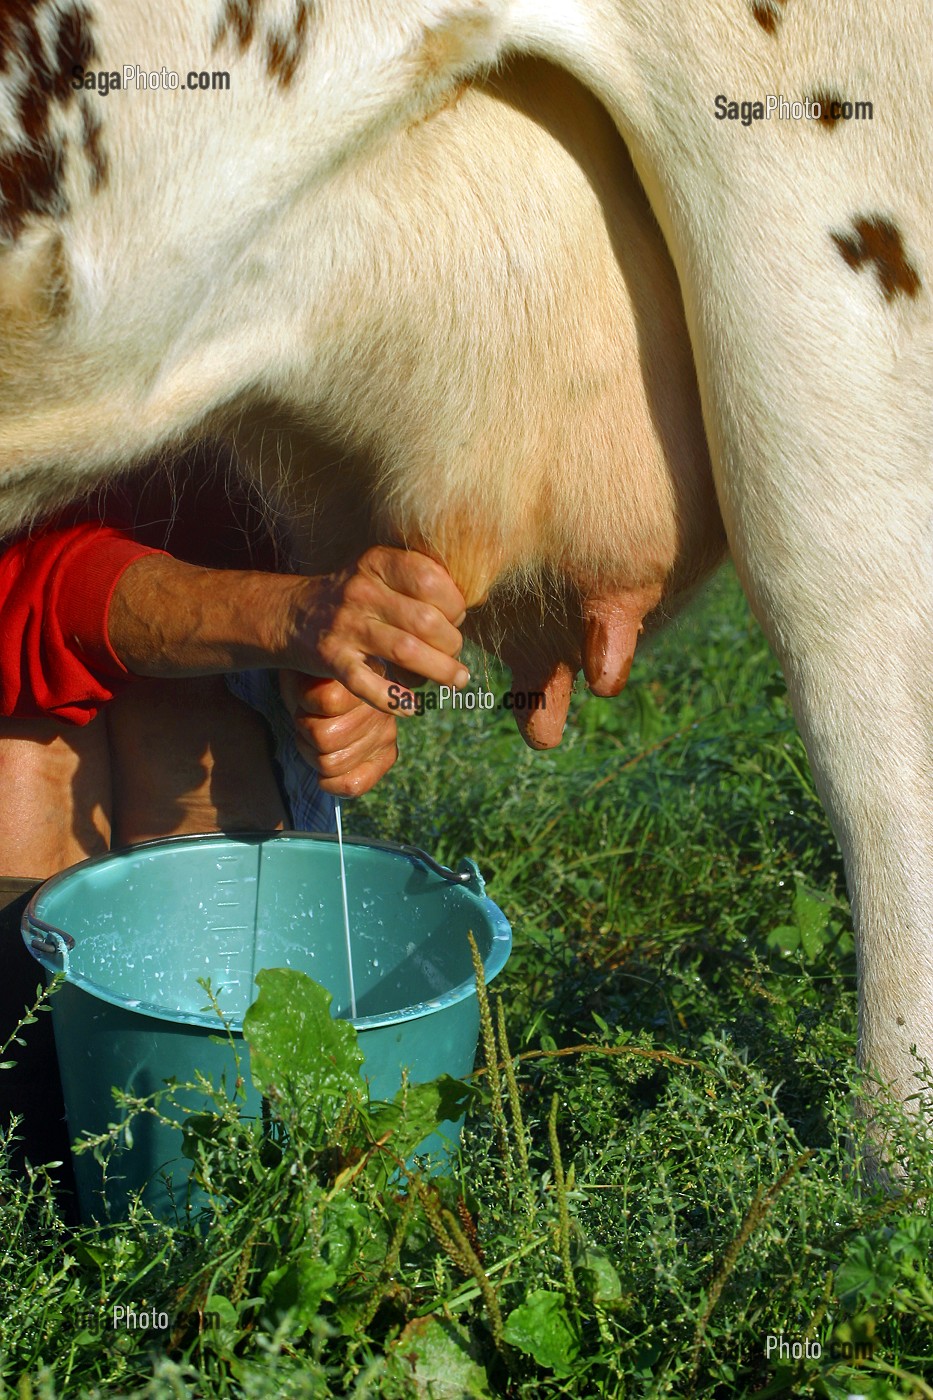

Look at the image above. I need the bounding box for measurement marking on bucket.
[335,798,357,1019]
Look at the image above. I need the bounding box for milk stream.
[335,798,357,1019]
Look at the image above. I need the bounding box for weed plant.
[2,567,933,1398]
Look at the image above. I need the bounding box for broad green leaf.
[321,1193,368,1276]
[767,882,833,960]
[72,1242,109,1269]
[836,1238,898,1305]
[261,1249,338,1329]
[387,1315,492,1398]
[504,1290,580,1376]
[792,883,833,959]
[578,1247,622,1303]
[203,1294,239,1327]
[766,924,800,955]
[258,1193,363,1328]
[243,969,364,1104]
[889,1217,933,1267]
[368,1076,480,1162]
[180,1112,226,1162]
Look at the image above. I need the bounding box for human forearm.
[107,553,305,677]
[107,546,469,709]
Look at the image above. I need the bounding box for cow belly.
[235,60,725,742]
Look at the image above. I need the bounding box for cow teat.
[508,656,576,749]
[580,583,663,697]
[470,573,664,750]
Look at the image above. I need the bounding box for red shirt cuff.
[54,536,166,680]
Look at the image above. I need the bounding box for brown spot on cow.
[52,4,94,96]
[0,140,65,242]
[215,0,316,86]
[0,1,98,242]
[266,1,315,88]
[832,216,922,301]
[810,90,846,128]
[751,0,787,35]
[213,0,261,53]
[80,99,108,190]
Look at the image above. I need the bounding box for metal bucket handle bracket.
[24,914,74,974]
[398,845,487,895]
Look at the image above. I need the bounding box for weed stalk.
[356,1191,416,1334]
[687,1149,813,1391]
[440,1208,506,1352]
[548,1094,577,1305]
[415,1179,506,1352]
[231,1222,260,1306]
[468,932,511,1172]
[0,973,63,1065]
[496,997,535,1222]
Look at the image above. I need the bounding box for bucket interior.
[27,835,510,1029]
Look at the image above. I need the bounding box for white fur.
[1,0,931,1143]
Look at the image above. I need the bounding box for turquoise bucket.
[22,832,511,1222]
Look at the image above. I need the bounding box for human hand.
[278,671,398,798]
[280,546,469,712]
[109,546,468,715]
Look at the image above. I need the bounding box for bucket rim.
[21,831,512,1032]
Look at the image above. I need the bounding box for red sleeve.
[0,522,164,725]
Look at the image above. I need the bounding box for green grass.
[3,565,933,1399]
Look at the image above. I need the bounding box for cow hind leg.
[701,278,933,1174]
[743,513,933,1177]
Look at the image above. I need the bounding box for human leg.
[106,675,288,844]
[0,717,111,1194]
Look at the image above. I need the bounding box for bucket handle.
[23,913,75,973]
[397,845,479,888]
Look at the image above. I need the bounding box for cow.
[1,0,931,1165]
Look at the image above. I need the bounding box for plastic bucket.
[22,832,511,1222]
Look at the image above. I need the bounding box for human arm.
[107,545,469,711]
